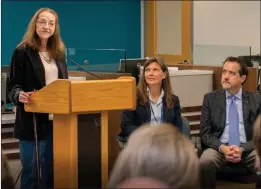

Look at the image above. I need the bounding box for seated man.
[199,56,261,188]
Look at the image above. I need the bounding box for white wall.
[193,1,260,55]
[156,1,182,55]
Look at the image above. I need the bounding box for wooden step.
[191,129,200,137]
[185,115,201,121]
[2,127,14,133]
[182,111,201,116]
[191,133,200,137]
[2,138,19,149]
[190,120,200,136]
[181,106,202,113]
[1,127,14,139]
[2,132,14,139]
[1,113,15,125]
[1,123,14,129]
[190,124,200,130]
[2,149,20,160]
[182,111,201,122]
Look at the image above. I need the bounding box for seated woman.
[108,123,199,188]
[118,56,186,143]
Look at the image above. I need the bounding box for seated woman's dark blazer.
[118,94,182,140]
[8,46,68,141]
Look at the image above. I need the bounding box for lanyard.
[150,103,163,124]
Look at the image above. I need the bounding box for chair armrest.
[116,135,128,150]
[181,117,191,138]
[116,135,128,142]
[195,136,203,157]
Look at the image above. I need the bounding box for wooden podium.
[24,77,136,188]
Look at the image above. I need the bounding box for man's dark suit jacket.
[8,46,68,141]
[118,95,182,140]
[200,88,261,153]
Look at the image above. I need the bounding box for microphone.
[64,57,103,80]
[83,60,89,65]
[57,48,102,79]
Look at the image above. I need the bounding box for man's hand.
[220,144,230,155]
[228,145,243,163]
[220,145,234,162]
[220,144,243,163]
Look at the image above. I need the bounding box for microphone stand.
[124,49,127,73]
[70,48,127,73]
[65,57,103,80]
[33,113,41,188]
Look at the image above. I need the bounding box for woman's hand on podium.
[19,91,34,104]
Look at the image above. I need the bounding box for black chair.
[216,162,259,185]
[116,117,191,150]
[196,142,261,188]
[115,134,127,150]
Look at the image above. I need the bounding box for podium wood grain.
[71,78,136,112]
[53,113,78,188]
[24,79,70,114]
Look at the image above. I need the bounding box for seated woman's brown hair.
[107,123,199,188]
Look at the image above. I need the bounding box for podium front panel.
[78,111,121,187]
[78,113,101,187]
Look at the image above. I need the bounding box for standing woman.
[118,56,183,141]
[8,8,68,188]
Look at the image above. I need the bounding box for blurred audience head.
[107,123,199,188]
[253,114,261,171]
[116,177,169,188]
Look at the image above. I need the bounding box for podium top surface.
[24,77,136,114]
